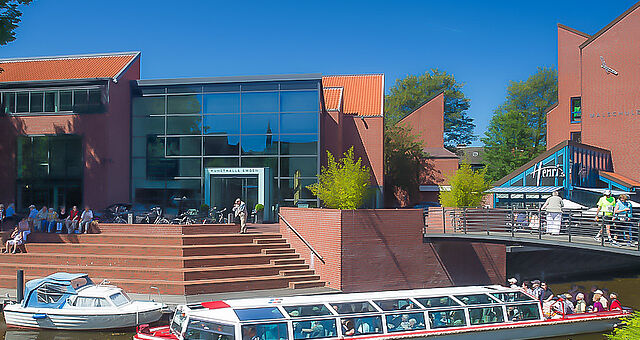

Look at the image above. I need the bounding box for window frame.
[570,97,581,123]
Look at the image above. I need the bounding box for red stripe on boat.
[201,301,231,309]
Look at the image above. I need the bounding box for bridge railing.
[424,207,640,251]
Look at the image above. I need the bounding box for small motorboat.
[4,272,165,330]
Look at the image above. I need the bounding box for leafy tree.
[606,311,640,339]
[0,0,32,46]
[385,69,474,148]
[482,67,557,182]
[384,124,428,205]
[439,162,491,208]
[307,147,371,209]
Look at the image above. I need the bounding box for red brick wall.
[341,115,384,189]
[279,208,506,292]
[396,92,444,148]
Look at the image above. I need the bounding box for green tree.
[307,147,371,209]
[439,162,490,208]
[385,69,474,148]
[482,67,557,181]
[384,124,427,205]
[606,311,640,339]
[0,0,32,46]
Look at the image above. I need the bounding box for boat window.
[235,307,284,321]
[385,312,426,332]
[171,307,188,335]
[292,319,337,339]
[428,309,467,329]
[36,282,67,304]
[491,292,534,302]
[331,302,377,314]
[506,304,540,321]
[340,316,382,336]
[415,296,459,308]
[373,299,419,311]
[109,292,131,307]
[73,297,111,308]
[468,306,504,325]
[242,322,288,340]
[453,294,497,305]
[70,276,93,289]
[185,318,235,340]
[284,304,333,317]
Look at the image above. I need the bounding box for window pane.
[167,85,201,94]
[241,92,278,113]
[178,158,201,177]
[469,306,504,325]
[16,136,33,178]
[280,135,318,155]
[203,115,240,135]
[30,92,44,113]
[204,83,240,93]
[167,116,202,135]
[204,136,240,156]
[241,113,278,134]
[491,292,534,303]
[87,89,105,113]
[241,157,277,172]
[284,304,332,317]
[133,116,164,136]
[3,92,15,113]
[168,95,202,114]
[508,304,540,321]
[203,93,240,113]
[280,91,318,112]
[281,81,318,90]
[242,83,278,92]
[415,296,459,308]
[59,91,73,111]
[204,157,239,168]
[44,92,57,112]
[185,319,235,340]
[340,316,382,335]
[235,307,284,321]
[16,92,29,112]
[292,319,336,339]
[133,96,165,115]
[147,136,165,158]
[385,312,426,332]
[241,135,277,155]
[428,309,466,329]
[242,323,288,340]
[373,299,419,311]
[167,137,201,156]
[281,112,317,134]
[280,157,317,177]
[147,158,178,179]
[454,294,497,305]
[280,179,316,199]
[73,90,88,112]
[331,302,377,315]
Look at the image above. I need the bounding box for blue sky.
[2,0,637,144]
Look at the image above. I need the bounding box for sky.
[2,0,638,145]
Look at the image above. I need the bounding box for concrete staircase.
[0,224,325,295]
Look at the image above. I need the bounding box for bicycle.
[141,206,170,224]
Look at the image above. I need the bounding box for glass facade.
[1,86,106,114]
[131,80,321,215]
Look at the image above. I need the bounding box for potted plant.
[254,203,264,223]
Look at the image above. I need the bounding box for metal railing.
[424,207,640,252]
[278,213,326,264]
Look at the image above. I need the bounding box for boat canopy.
[22,272,93,308]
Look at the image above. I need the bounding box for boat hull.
[3,307,163,330]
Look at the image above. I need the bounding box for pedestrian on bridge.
[594,190,615,243]
[542,191,563,235]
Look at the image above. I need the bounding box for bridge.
[423,207,640,257]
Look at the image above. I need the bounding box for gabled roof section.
[0,51,140,84]
[557,23,591,39]
[322,74,384,116]
[323,87,343,112]
[397,90,445,125]
[579,1,640,49]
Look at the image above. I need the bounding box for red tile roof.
[323,87,343,111]
[600,171,640,188]
[0,52,140,83]
[322,74,384,116]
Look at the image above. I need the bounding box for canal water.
[2,274,640,339]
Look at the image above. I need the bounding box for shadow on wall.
[431,241,495,286]
[0,116,26,204]
[386,157,442,208]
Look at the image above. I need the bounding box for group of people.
[593,190,634,246]
[508,278,623,319]
[2,204,95,254]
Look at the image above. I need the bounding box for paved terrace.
[424,207,640,257]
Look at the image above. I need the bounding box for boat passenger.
[342,319,355,336]
[594,289,608,309]
[575,293,587,313]
[508,277,518,289]
[609,292,622,311]
[539,282,554,303]
[242,326,259,340]
[532,280,543,299]
[592,292,605,312]
[301,321,325,338]
[507,306,520,321]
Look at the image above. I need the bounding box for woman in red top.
[609,292,622,311]
[65,206,80,233]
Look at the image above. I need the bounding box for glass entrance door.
[211,176,258,214]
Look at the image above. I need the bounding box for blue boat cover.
[22,272,93,308]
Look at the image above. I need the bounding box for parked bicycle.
[171,209,200,225]
[139,206,170,224]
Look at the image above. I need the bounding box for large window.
[1,87,106,114]
[570,97,581,122]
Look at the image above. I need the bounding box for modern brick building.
[0,53,384,216]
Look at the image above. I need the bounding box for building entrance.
[204,167,272,221]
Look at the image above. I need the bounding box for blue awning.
[573,187,632,196]
[487,186,562,193]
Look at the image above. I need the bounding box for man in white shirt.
[80,206,94,234]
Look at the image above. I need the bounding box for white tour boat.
[134,285,630,340]
[4,272,165,330]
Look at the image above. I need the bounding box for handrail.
[278,213,326,264]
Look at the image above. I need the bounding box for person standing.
[614,194,633,246]
[595,190,616,242]
[233,198,248,233]
[541,191,563,235]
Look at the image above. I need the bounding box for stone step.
[271,258,307,266]
[25,232,281,246]
[289,280,326,289]
[280,269,315,277]
[96,223,240,235]
[254,238,287,245]
[262,247,296,255]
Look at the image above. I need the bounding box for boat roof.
[22,272,93,309]
[77,285,122,298]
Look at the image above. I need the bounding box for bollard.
[17,269,24,303]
